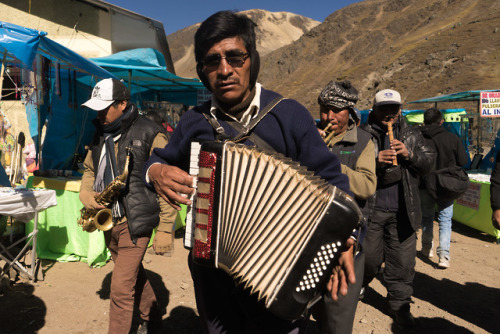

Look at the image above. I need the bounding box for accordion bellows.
[186,141,361,320]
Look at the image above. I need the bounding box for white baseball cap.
[82,78,130,111]
[374,89,402,106]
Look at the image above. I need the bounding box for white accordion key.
[184,141,201,249]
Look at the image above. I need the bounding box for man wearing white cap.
[79,78,176,334]
[360,89,435,328]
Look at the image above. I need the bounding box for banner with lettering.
[480,91,500,117]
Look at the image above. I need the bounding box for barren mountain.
[258,0,500,117]
[168,1,500,118]
[167,9,320,79]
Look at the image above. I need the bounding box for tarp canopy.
[0,21,116,171]
[408,89,500,104]
[91,48,206,107]
[0,21,112,78]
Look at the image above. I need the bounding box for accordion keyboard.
[184,141,201,249]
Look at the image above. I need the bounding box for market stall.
[1,24,205,267]
[0,187,57,281]
[453,173,499,240]
[0,21,117,171]
[25,176,110,267]
[0,21,115,266]
[409,90,500,241]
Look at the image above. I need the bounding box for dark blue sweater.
[144,88,350,194]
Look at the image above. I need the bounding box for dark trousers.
[188,255,308,334]
[311,252,365,334]
[105,223,159,334]
[362,210,416,312]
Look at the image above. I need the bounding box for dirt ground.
[0,221,499,334]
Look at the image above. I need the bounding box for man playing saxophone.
[79,78,175,334]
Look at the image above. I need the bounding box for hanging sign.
[456,182,481,210]
[480,91,500,117]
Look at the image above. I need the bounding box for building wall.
[0,0,175,160]
[0,0,174,71]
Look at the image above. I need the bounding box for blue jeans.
[420,189,454,260]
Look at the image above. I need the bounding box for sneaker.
[438,257,450,269]
[421,247,433,258]
[390,304,415,328]
[359,287,366,300]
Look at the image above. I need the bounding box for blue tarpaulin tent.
[91,48,206,107]
[0,21,116,171]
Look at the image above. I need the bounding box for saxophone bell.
[78,145,132,233]
[94,208,114,231]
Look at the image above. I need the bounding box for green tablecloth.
[26,176,111,267]
[453,179,500,240]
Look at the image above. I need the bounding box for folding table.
[0,187,57,282]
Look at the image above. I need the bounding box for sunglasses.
[202,51,249,70]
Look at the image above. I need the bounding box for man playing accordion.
[144,10,358,333]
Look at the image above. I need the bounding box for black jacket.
[91,104,164,242]
[362,115,436,230]
[420,124,468,170]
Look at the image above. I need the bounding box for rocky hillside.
[167,9,320,79]
[259,0,500,116]
[167,1,500,118]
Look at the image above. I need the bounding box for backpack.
[425,166,470,201]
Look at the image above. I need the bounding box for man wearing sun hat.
[79,78,176,334]
[360,89,435,328]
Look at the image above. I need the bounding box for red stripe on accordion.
[195,223,208,230]
[198,177,211,184]
[196,208,210,215]
[197,192,210,199]
[193,150,217,260]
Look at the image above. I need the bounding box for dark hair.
[111,100,125,108]
[195,10,260,90]
[423,107,443,125]
[145,110,164,126]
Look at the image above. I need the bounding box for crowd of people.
[77,10,491,334]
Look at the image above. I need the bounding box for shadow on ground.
[97,268,202,333]
[0,282,46,334]
[361,270,499,333]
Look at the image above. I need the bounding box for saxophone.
[78,147,132,233]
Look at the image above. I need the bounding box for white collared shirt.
[146,83,262,183]
[209,83,262,127]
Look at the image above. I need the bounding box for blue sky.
[104,0,361,35]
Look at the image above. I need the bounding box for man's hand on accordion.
[149,163,194,210]
[326,237,356,301]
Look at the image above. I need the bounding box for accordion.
[185,141,361,320]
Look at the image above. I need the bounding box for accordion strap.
[233,96,284,142]
[201,96,284,151]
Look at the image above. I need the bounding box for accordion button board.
[185,140,362,320]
